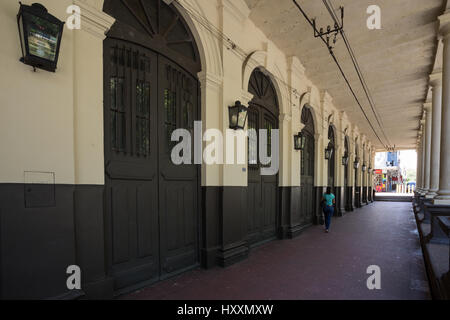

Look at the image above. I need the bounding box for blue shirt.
[323,193,335,206]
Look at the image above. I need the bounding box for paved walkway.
[122,202,430,300]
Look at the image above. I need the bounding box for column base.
[425,193,437,199]
[433,198,450,206]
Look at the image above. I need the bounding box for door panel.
[104,40,160,289]
[300,132,315,225]
[158,55,199,278]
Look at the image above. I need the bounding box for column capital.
[74,0,116,39]
[429,71,443,88]
[423,102,432,111]
[240,90,254,106]
[439,10,450,39]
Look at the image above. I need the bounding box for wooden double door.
[103,39,199,291]
[246,69,280,246]
[247,105,279,246]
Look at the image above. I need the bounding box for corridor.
[123,202,430,300]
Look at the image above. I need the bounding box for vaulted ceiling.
[244,0,445,150]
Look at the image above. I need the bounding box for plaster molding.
[298,123,306,132]
[242,50,268,91]
[219,0,251,25]
[287,56,306,78]
[280,113,292,122]
[198,71,223,92]
[424,102,433,111]
[320,91,333,106]
[299,87,312,107]
[429,71,443,88]
[241,91,254,106]
[74,0,115,39]
[439,10,450,39]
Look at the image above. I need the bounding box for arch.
[243,51,268,92]
[300,105,316,225]
[242,53,288,116]
[301,105,315,135]
[300,104,320,136]
[248,68,279,116]
[102,0,221,78]
[328,125,336,147]
[174,0,222,77]
[344,136,350,156]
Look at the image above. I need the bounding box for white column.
[416,134,423,193]
[426,72,443,198]
[435,12,450,204]
[419,119,426,193]
[422,104,432,194]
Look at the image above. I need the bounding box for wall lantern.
[342,154,349,166]
[294,132,306,151]
[17,3,65,72]
[362,164,367,172]
[324,146,333,160]
[228,101,248,130]
[354,157,360,169]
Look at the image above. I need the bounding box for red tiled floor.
[121,202,430,300]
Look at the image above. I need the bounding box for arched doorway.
[327,126,336,191]
[344,136,351,211]
[103,0,201,292]
[247,69,279,246]
[300,106,315,226]
[354,141,360,208]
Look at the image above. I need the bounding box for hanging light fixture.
[228,101,248,130]
[324,145,333,160]
[354,157,360,169]
[362,164,367,172]
[294,132,306,151]
[17,3,65,72]
[342,153,349,166]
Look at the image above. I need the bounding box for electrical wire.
[173,0,376,151]
[292,0,387,149]
[324,0,392,148]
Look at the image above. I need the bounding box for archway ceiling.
[244,0,444,150]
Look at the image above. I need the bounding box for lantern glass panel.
[229,106,239,129]
[237,106,248,129]
[294,135,301,150]
[25,12,60,62]
[301,135,306,150]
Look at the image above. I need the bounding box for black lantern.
[324,146,333,160]
[342,154,349,166]
[17,3,65,72]
[354,157,360,169]
[294,132,306,151]
[228,101,248,130]
[362,164,367,172]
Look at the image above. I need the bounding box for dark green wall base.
[0,184,110,300]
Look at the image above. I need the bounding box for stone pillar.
[422,104,432,194]
[435,12,450,204]
[426,72,443,198]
